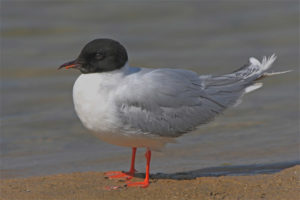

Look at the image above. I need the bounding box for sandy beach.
[1,165,299,200]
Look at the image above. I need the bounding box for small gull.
[58,38,289,188]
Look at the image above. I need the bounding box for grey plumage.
[115,55,286,137]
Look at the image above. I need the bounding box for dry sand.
[1,165,299,200]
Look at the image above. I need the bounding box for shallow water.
[1,1,299,179]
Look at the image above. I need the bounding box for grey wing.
[114,68,239,137]
[114,55,279,137]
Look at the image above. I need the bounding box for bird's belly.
[91,131,175,150]
[73,97,174,150]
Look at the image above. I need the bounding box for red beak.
[58,59,81,70]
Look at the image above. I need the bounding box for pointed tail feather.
[203,54,291,108]
[234,54,290,81]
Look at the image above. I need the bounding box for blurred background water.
[1,1,299,179]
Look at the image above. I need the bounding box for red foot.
[126,180,149,188]
[105,171,135,180]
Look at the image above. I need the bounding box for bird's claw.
[104,171,134,180]
[125,180,150,188]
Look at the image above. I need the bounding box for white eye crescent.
[95,51,105,60]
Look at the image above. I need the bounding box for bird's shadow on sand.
[134,161,299,180]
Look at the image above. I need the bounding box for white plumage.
[72,55,285,150]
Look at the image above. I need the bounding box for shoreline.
[1,165,299,200]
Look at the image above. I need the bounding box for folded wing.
[114,55,285,137]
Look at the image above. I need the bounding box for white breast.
[73,71,122,133]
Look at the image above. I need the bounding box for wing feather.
[113,55,281,138]
[114,68,226,137]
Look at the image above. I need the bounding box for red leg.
[129,147,137,174]
[104,147,137,180]
[126,148,151,188]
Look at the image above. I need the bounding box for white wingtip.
[245,83,263,93]
[249,54,277,72]
[261,54,277,71]
[249,57,261,66]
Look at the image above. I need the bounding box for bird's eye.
[95,51,105,60]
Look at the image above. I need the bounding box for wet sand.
[1,165,299,200]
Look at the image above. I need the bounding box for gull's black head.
[59,39,128,73]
